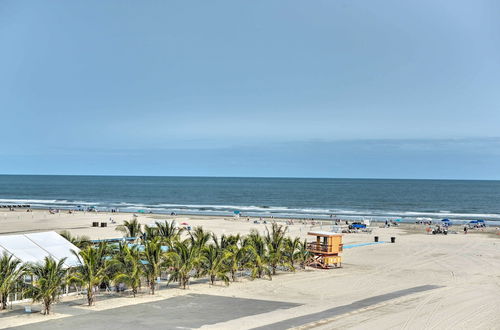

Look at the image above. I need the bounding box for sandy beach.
[0,209,499,329]
[4,1,500,328]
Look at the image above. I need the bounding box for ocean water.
[0,175,500,225]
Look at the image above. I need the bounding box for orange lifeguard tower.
[306,231,343,269]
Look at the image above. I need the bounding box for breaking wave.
[1,198,499,224]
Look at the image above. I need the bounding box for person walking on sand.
[464,226,468,234]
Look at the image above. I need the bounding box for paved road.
[252,285,443,329]
[11,294,300,330]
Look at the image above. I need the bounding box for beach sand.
[1,210,499,329]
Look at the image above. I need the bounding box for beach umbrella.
[181,222,189,225]
[441,218,453,225]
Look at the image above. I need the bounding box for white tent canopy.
[0,231,81,268]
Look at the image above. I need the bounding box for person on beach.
[464,226,468,234]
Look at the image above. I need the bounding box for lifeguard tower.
[306,231,343,269]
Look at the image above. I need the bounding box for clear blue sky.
[1,0,499,179]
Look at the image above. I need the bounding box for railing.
[307,242,331,253]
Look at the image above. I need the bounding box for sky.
[1,0,499,179]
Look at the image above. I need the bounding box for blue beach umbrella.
[441,218,453,225]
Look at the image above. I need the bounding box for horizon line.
[0,173,498,182]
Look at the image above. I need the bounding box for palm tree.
[143,225,159,241]
[70,243,109,306]
[223,234,241,248]
[155,220,184,243]
[212,233,240,250]
[26,257,67,315]
[265,223,290,275]
[189,226,211,249]
[214,233,248,282]
[296,239,311,269]
[225,242,250,282]
[0,252,25,310]
[141,238,165,295]
[284,237,302,271]
[166,240,201,289]
[116,219,142,238]
[112,244,142,297]
[59,230,91,249]
[244,230,271,280]
[200,244,230,286]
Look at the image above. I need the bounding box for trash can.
[92,222,99,227]
[100,222,107,228]
[391,237,396,243]
[374,236,379,242]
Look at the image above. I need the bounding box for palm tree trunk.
[87,287,94,306]
[0,294,7,310]
[210,275,215,285]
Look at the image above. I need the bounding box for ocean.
[0,175,499,225]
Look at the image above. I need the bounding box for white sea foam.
[155,204,292,211]
[0,199,98,206]
[0,199,59,204]
[3,198,500,222]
